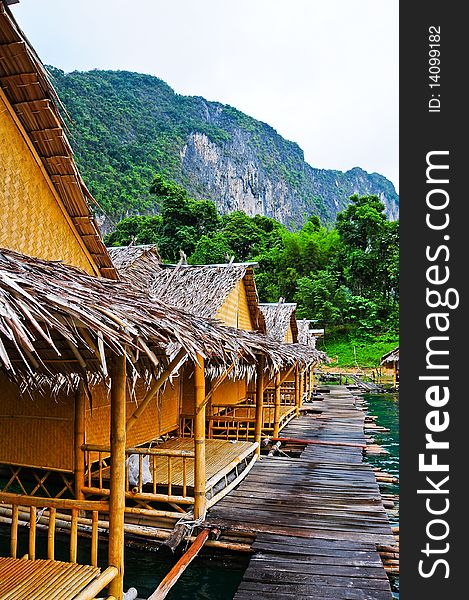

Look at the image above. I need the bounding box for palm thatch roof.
[0,249,324,391]
[297,319,318,348]
[151,263,264,329]
[0,1,117,279]
[380,346,399,366]
[107,245,162,287]
[259,301,298,343]
[109,251,266,332]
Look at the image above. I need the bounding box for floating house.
[380,346,399,388]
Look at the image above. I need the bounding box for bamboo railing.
[0,492,110,572]
[82,444,195,508]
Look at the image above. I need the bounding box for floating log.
[147,528,213,600]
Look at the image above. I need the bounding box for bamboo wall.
[86,378,181,448]
[215,280,253,331]
[212,379,247,407]
[0,93,97,275]
[0,373,181,472]
[285,325,294,343]
[0,373,74,471]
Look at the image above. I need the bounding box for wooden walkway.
[207,386,395,599]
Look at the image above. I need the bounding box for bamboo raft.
[207,385,395,599]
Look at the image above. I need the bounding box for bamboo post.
[295,365,300,416]
[273,372,281,438]
[193,354,206,521]
[254,355,265,456]
[299,370,305,408]
[108,354,127,599]
[74,383,86,501]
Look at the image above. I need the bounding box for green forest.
[105,176,399,367]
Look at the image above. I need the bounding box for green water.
[364,392,399,598]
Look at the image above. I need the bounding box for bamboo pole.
[108,354,127,600]
[74,383,86,501]
[254,355,265,457]
[10,504,18,558]
[73,566,119,600]
[147,528,212,600]
[126,349,186,433]
[299,370,305,408]
[294,365,300,416]
[193,354,206,521]
[273,372,281,438]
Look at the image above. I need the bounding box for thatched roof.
[108,245,162,287]
[151,263,263,328]
[111,253,266,332]
[297,319,317,349]
[0,248,325,391]
[0,2,117,279]
[380,346,399,366]
[259,302,298,343]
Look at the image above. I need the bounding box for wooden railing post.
[273,371,281,438]
[74,383,86,501]
[194,354,206,520]
[254,355,265,457]
[108,354,127,599]
[300,369,305,409]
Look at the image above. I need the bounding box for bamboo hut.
[380,346,399,388]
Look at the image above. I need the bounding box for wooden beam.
[193,354,206,520]
[74,383,86,501]
[147,528,212,600]
[126,348,186,433]
[108,354,127,599]
[273,372,281,438]
[254,355,265,457]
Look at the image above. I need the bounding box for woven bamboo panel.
[212,379,247,407]
[85,378,181,448]
[0,557,100,600]
[215,280,254,331]
[0,94,96,275]
[0,373,73,471]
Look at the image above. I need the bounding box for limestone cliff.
[50,68,399,231]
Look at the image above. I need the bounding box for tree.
[104,215,162,246]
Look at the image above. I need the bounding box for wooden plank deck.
[0,557,100,600]
[207,386,395,599]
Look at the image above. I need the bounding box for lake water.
[364,392,400,597]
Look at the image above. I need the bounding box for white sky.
[13,0,399,190]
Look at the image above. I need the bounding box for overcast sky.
[13,0,399,190]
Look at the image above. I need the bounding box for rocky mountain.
[49,67,399,232]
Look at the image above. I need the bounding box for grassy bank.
[318,336,398,369]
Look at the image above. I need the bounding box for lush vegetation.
[105,176,399,364]
[49,67,399,228]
